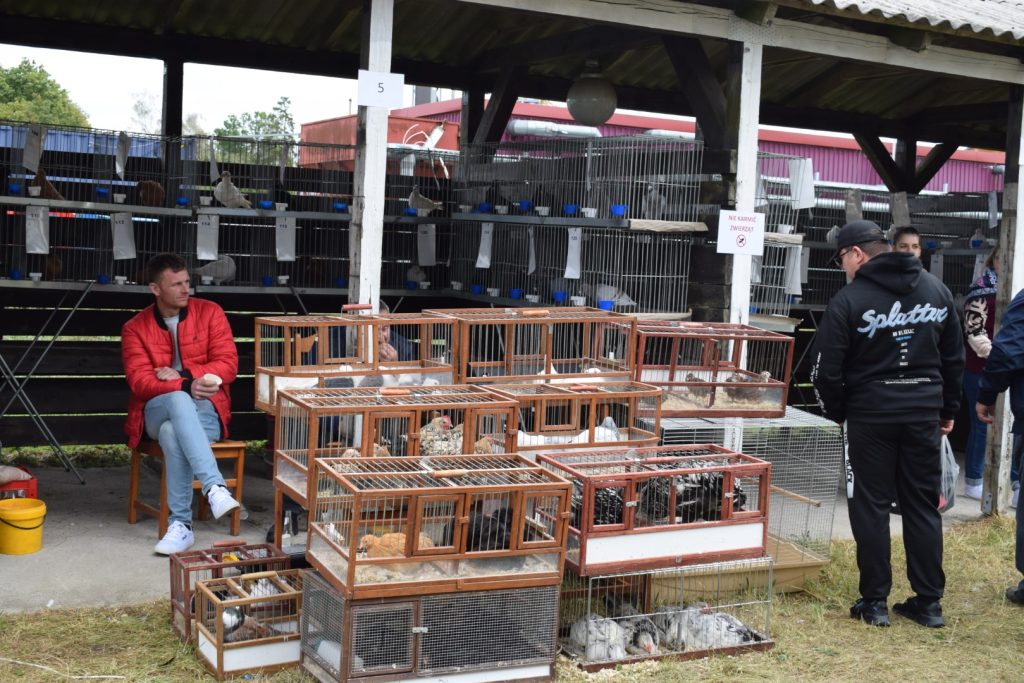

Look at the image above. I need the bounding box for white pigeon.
[408,187,442,211]
[825,225,840,246]
[581,282,637,307]
[642,183,668,219]
[675,602,763,650]
[406,265,427,283]
[214,171,251,209]
[193,255,236,284]
[569,616,628,662]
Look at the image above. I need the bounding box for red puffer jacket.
[122,298,238,447]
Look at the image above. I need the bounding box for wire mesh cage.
[384,146,456,218]
[306,454,570,599]
[255,311,457,414]
[169,542,291,643]
[930,247,991,304]
[560,557,773,669]
[659,407,842,589]
[426,307,636,383]
[301,570,559,683]
[635,322,794,418]
[750,234,804,318]
[274,386,519,506]
[380,216,456,291]
[193,569,305,680]
[489,381,662,453]
[536,445,770,575]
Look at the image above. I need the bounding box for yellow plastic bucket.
[0,498,46,555]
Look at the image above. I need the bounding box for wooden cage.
[255,309,456,414]
[273,385,519,508]
[489,381,662,453]
[424,307,636,384]
[536,445,770,575]
[634,321,794,418]
[169,541,291,643]
[193,569,305,680]
[305,454,571,599]
[301,570,557,683]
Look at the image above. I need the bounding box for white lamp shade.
[567,71,617,127]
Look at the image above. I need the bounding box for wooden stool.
[128,439,246,537]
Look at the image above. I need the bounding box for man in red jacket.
[122,253,240,554]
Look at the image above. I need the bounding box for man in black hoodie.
[811,220,964,628]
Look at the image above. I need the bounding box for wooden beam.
[472,65,524,145]
[911,142,959,194]
[160,59,184,138]
[909,101,1010,125]
[853,133,909,191]
[888,27,933,53]
[460,88,485,150]
[662,35,727,149]
[472,25,656,70]
[894,138,918,189]
[735,1,777,26]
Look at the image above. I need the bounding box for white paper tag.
[276,216,297,261]
[973,253,987,281]
[116,131,130,180]
[988,190,999,229]
[357,69,405,109]
[930,251,944,281]
[25,205,49,254]
[23,124,45,174]
[754,167,769,210]
[197,213,219,260]
[750,254,763,284]
[527,226,537,275]
[564,227,582,279]
[417,223,437,266]
[800,243,810,284]
[476,223,494,268]
[110,212,136,260]
[209,138,220,183]
[785,245,803,296]
[788,158,816,210]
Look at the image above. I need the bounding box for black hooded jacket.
[810,251,965,424]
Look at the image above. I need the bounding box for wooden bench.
[128,439,246,537]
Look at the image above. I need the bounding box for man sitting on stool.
[122,253,240,555]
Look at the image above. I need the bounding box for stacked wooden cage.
[425,307,636,383]
[255,310,456,414]
[635,321,794,418]
[536,445,771,576]
[169,542,291,643]
[193,569,306,680]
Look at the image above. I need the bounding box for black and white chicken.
[672,602,764,650]
[604,595,661,656]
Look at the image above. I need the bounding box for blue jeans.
[963,369,987,485]
[144,391,223,525]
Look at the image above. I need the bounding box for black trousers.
[846,420,944,602]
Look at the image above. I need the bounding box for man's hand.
[191,376,219,400]
[155,366,181,381]
[379,342,398,362]
[976,402,996,425]
[939,419,955,435]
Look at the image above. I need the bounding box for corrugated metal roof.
[803,0,1024,40]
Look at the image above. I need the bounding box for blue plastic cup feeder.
[971,239,984,248]
[97,274,110,285]
[610,203,628,217]
[174,196,188,207]
[552,290,568,303]
[518,200,533,212]
[598,299,615,311]
[405,280,419,290]
[471,284,484,295]
[10,270,23,280]
[333,202,349,213]
[403,207,418,216]
[510,288,524,299]
[563,204,578,216]
[8,183,22,194]
[96,187,110,199]
[258,199,274,210]
[749,305,759,313]
[261,275,274,286]
[478,202,493,213]
[334,276,348,288]
[925,241,938,250]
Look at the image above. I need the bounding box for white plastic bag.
[938,435,958,513]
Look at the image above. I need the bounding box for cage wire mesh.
[560,557,773,666]
[301,569,559,683]
[659,406,842,565]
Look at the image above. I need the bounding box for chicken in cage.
[488,381,662,453]
[560,558,773,668]
[426,307,636,383]
[169,542,291,643]
[659,407,843,591]
[273,385,519,507]
[255,311,456,414]
[305,454,569,598]
[536,445,769,575]
[301,570,559,683]
[636,321,794,418]
[193,569,305,680]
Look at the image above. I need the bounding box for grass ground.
[1,514,1023,682]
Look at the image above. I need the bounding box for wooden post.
[729,40,762,327]
[349,0,394,313]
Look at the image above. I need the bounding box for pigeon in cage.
[214,171,251,209]
[641,183,668,220]
[135,179,165,207]
[29,168,64,200]
[674,602,764,650]
[604,595,661,655]
[44,253,63,280]
[651,605,689,651]
[406,265,427,284]
[580,283,637,307]
[723,370,772,402]
[193,255,236,285]
[569,616,628,662]
[222,606,273,643]
[408,187,443,212]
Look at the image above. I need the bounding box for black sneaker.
[850,598,890,626]
[893,596,944,628]
[1006,585,1024,605]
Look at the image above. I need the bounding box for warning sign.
[716,210,765,256]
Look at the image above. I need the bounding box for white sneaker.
[964,484,984,500]
[155,520,195,555]
[207,485,240,520]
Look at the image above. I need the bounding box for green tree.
[0,58,89,127]
[213,96,296,164]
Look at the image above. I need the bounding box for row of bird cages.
[536,445,770,576]
[908,192,1000,243]
[384,146,456,218]
[306,455,570,600]
[446,221,693,314]
[380,219,456,291]
[456,136,704,222]
[193,569,305,680]
[751,236,803,318]
[301,570,558,683]
[169,542,292,644]
[560,557,773,669]
[659,407,843,567]
[425,307,637,383]
[273,386,518,506]
[635,322,794,418]
[255,313,457,414]
[492,381,662,453]
[931,248,993,302]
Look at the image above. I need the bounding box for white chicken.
[651,605,689,650]
[569,616,627,662]
[214,171,251,209]
[674,602,764,650]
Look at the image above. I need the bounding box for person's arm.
[938,290,966,427]
[122,320,183,401]
[978,293,1024,406]
[810,298,851,424]
[181,305,238,398]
